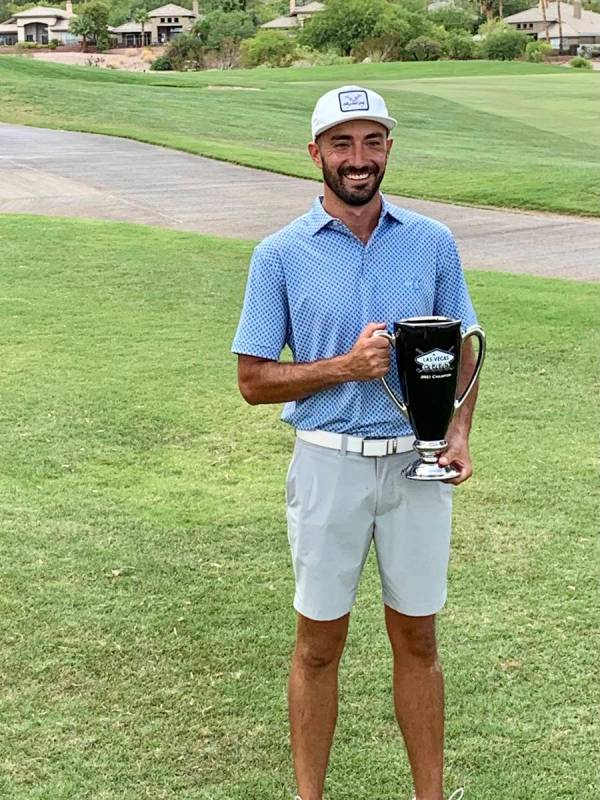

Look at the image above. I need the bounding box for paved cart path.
[1,123,598,281]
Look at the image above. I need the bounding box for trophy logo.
[415,348,455,374]
[374,317,486,481]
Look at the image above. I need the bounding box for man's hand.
[438,433,472,486]
[345,322,390,381]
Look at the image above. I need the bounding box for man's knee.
[293,613,349,673]
[385,607,438,665]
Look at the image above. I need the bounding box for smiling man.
[232,86,479,800]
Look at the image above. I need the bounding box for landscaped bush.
[240,30,296,67]
[150,54,173,70]
[570,55,593,68]
[525,40,552,62]
[479,27,527,60]
[48,38,60,49]
[405,34,444,61]
[161,33,204,70]
[443,30,477,59]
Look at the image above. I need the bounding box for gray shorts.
[286,437,454,621]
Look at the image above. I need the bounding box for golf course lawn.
[0,214,597,799]
[1,57,599,216]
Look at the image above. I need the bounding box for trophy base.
[401,440,459,482]
[402,460,459,482]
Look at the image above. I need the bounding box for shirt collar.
[307,194,404,236]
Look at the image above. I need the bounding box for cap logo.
[338,90,369,113]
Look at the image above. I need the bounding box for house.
[504,0,600,52]
[111,2,201,47]
[0,1,202,48]
[0,2,78,46]
[261,0,325,32]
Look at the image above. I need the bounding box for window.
[167,16,172,22]
[174,16,179,21]
[517,23,521,28]
[160,17,165,22]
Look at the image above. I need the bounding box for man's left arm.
[432,227,481,486]
[438,339,479,485]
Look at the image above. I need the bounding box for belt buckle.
[361,439,388,457]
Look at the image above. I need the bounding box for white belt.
[297,429,415,457]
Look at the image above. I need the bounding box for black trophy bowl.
[375,316,486,481]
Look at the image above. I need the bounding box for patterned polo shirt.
[232,195,478,438]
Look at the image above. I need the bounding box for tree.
[556,0,564,52]
[540,0,550,44]
[299,0,390,55]
[70,0,110,50]
[194,9,256,49]
[133,6,148,47]
[429,5,478,34]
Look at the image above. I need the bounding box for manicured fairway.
[1,57,598,215]
[0,215,597,799]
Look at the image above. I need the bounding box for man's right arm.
[237,322,390,405]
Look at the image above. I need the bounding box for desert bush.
[570,55,593,68]
[240,30,296,67]
[150,53,173,70]
[525,40,552,61]
[442,30,477,59]
[405,34,444,61]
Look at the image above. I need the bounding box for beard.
[321,157,387,207]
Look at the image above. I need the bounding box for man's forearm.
[238,354,355,405]
[447,342,479,439]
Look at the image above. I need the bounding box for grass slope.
[1,57,598,215]
[0,214,597,799]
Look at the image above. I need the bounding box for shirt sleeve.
[433,228,478,332]
[231,241,289,360]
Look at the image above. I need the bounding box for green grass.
[0,214,597,799]
[1,56,599,215]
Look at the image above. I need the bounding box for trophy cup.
[375,317,486,481]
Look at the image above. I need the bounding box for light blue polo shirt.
[232,195,478,438]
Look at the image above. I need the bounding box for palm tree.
[540,0,550,44]
[133,7,148,48]
[556,0,564,53]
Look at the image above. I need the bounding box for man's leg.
[289,611,350,800]
[384,606,444,800]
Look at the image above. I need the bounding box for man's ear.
[386,137,394,156]
[308,141,323,169]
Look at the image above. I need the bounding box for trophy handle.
[455,325,486,410]
[373,330,409,417]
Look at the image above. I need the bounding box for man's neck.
[321,187,382,244]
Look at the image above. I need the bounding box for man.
[232,85,479,800]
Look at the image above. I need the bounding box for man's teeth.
[346,173,370,181]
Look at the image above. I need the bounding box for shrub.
[240,30,296,67]
[405,34,443,61]
[525,40,552,61]
[163,33,205,70]
[150,54,173,70]
[292,45,353,66]
[479,27,527,60]
[48,38,60,49]
[443,30,476,59]
[570,55,593,69]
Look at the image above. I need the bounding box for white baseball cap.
[311,85,397,140]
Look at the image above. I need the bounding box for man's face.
[309,120,393,207]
